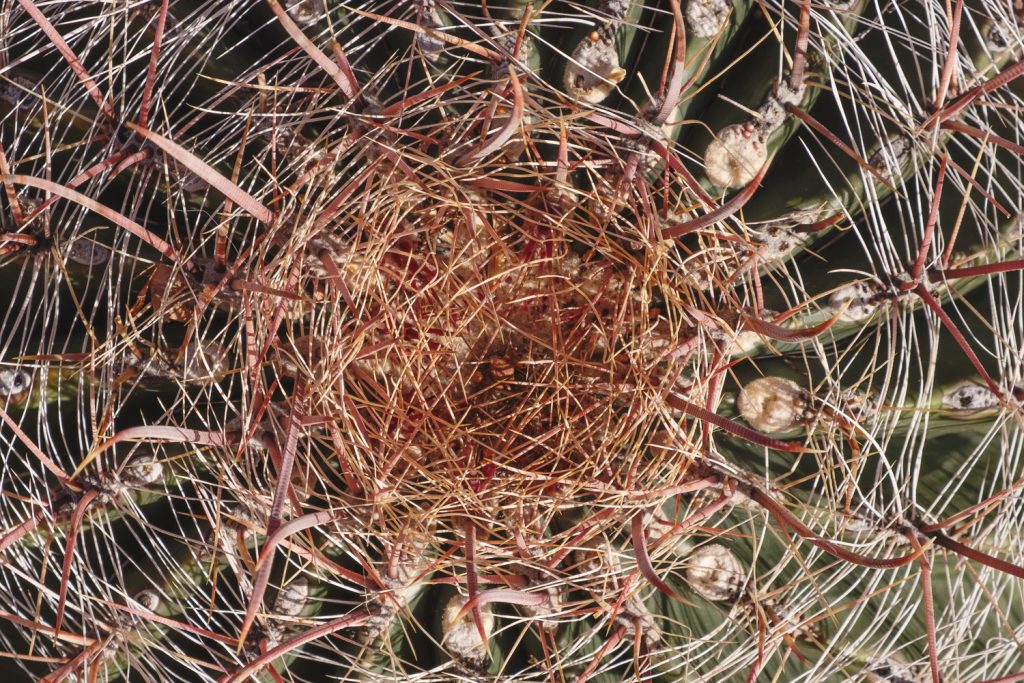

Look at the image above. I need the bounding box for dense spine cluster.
[1,0,1024,681]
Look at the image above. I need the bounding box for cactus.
[2,0,1024,681]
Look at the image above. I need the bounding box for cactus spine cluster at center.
[2,0,1024,681]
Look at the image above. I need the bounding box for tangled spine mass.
[1,0,1024,681]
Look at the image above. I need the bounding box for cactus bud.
[442,595,493,669]
[704,122,767,189]
[685,544,747,602]
[737,376,810,433]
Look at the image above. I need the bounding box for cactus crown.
[2,0,1024,681]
